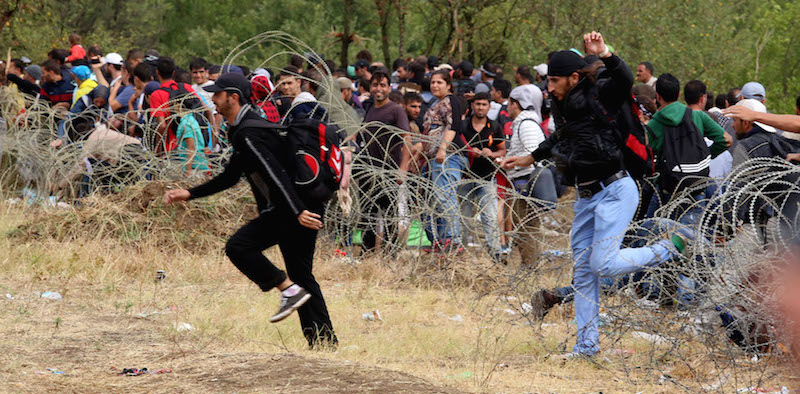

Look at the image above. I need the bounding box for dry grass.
[0,190,797,393]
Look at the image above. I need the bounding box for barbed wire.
[2,32,799,392]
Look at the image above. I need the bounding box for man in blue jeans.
[458,92,506,259]
[504,32,690,358]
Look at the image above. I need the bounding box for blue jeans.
[459,180,500,254]
[427,154,467,243]
[571,176,675,355]
[555,217,695,304]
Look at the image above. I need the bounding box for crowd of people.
[3,31,800,356]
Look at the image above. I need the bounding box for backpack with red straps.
[589,93,655,180]
[240,113,343,204]
[284,116,344,203]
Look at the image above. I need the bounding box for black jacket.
[188,105,311,217]
[532,54,634,184]
[7,74,41,97]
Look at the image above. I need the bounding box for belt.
[577,171,627,199]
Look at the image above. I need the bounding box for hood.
[652,101,688,127]
[292,91,317,105]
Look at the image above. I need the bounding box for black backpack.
[286,116,344,203]
[158,82,210,138]
[241,113,344,204]
[658,107,711,194]
[590,93,655,180]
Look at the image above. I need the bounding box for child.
[66,34,86,63]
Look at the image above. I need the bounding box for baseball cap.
[144,81,161,96]
[509,85,543,113]
[434,64,453,72]
[24,64,42,81]
[104,52,123,66]
[533,63,548,77]
[304,52,323,66]
[71,65,91,81]
[479,62,497,78]
[735,99,775,133]
[353,59,369,69]
[474,83,490,94]
[220,65,244,75]
[336,77,353,91]
[202,72,251,99]
[740,82,766,101]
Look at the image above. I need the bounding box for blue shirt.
[114,85,134,113]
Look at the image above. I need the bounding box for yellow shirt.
[72,79,98,106]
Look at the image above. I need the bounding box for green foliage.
[1,0,799,112]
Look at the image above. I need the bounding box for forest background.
[1,0,799,113]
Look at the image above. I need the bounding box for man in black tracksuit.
[164,73,337,348]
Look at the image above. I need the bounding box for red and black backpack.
[590,93,655,180]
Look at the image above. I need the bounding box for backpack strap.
[518,117,547,147]
[318,123,328,163]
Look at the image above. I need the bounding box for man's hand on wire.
[501,155,535,169]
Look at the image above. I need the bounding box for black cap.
[353,59,369,69]
[202,72,251,98]
[548,50,586,77]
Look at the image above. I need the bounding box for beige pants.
[512,198,541,266]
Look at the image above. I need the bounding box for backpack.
[158,82,209,149]
[286,116,344,203]
[590,93,655,180]
[658,107,711,194]
[243,113,344,204]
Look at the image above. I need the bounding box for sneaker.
[423,241,442,253]
[269,288,311,323]
[669,225,697,257]
[529,289,563,320]
[552,351,593,361]
[440,239,464,255]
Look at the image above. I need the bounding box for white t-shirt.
[192,81,216,112]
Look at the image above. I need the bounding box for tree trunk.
[395,0,406,58]
[340,0,354,69]
[376,0,391,66]
[0,1,19,36]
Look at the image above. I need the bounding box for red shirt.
[150,80,199,151]
[150,80,198,118]
[66,45,86,62]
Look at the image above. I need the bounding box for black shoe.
[529,289,562,320]
[269,288,311,323]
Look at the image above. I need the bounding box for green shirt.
[647,101,727,159]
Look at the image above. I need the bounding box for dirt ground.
[0,288,457,393]
[1,195,797,393]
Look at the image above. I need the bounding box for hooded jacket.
[647,101,727,160]
[531,54,633,184]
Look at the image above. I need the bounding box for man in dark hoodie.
[504,32,692,358]
[644,74,729,219]
[163,73,337,348]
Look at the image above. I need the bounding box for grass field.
[0,186,796,393]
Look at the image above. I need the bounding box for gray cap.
[740,82,766,101]
[24,64,42,81]
[474,83,491,94]
[509,85,543,113]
